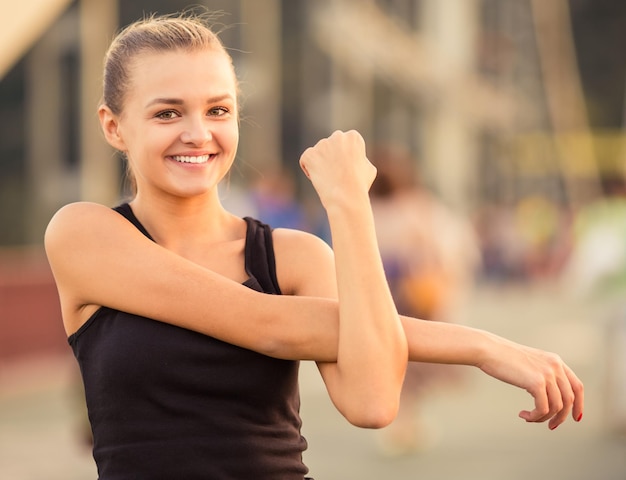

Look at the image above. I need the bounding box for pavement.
[1,283,625,480]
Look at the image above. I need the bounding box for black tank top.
[69,204,309,479]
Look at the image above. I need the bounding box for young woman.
[44,12,583,480]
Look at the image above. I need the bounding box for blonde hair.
[102,11,235,115]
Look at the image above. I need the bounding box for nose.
[180,117,212,145]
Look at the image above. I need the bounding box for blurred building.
[1,0,626,359]
[1,0,624,247]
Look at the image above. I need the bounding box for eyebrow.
[145,94,235,108]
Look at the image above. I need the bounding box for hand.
[478,334,584,430]
[299,130,376,210]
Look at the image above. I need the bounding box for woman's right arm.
[46,202,584,429]
[44,201,339,360]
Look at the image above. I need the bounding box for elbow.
[339,354,407,429]
[341,398,400,429]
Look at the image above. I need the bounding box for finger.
[519,379,550,423]
[300,162,310,179]
[548,369,575,430]
[564,363,585,422]
[542,376,564,423]
[299,148,312,179]
[521,373,564,424]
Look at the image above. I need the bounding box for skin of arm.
[45,200,583,430]
[400,317,584,429]
[297,130,408,427]
[273,226,584,431]
[45,123,584,430]
[44,202,340,360]
[280,125,582,430]
[46,130,408,429]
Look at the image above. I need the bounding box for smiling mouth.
[171,155,212,164]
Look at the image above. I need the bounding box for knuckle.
[344,129,361,142]
[561,388,575,405]
[528,376,547,393]
[572,378,584,395]
[551,400,564,415]
[546,352,563,368]
[535,405,551,418]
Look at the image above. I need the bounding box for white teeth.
[172,155,210,164]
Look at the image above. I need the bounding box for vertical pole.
[327,0,375,139]
[25,19,65,243]
[420,0,479,211]
[238,0,282,172]
[531,0,600,207]
[79,0,118,203]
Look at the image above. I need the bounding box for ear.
[98,104,127,151]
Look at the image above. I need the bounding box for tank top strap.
[113,203,155,241]
[243,217,282,295]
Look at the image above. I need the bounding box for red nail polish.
[550,424,558,430]
[576,413,583,422]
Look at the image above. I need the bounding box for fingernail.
[550,424,558,431]
[576,413,583,422]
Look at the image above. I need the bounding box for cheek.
[231,127,240,148]
[134,126,177,156]
[231,119,240,143]
[220,122,240,149]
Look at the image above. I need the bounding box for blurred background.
[1,0,625,478]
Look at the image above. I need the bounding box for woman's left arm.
[278,130,408,429]
[274,230,584,431]
[274,226,405,429]
[400,316,585,430]
[269,127,583,430]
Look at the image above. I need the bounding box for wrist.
[472,329,502,370]
[324,191,373,223]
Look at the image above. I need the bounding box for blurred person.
[514,195,574,281]
[474,202,528,282]
[561,175,626,433]
[249,167,309,231]
[44,10,583,479]
[369,146,481,454]
[563,176,626,296]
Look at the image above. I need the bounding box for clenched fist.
[300,130,376,210]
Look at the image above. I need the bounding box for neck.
[128,190,241,250]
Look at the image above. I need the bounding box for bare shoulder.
[44,202,132,333]
[46,202,105,247]
[45,202,124,258]
[271,228,337,297]
[271,228,334,269]
[46,201,117,233]
[48,201,114,222]
[44,201,147,295]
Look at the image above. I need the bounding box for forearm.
[295,130,407,426]
[401,315,490,366]
[252,292,340,360]
[47,202,479,365]
[46,202,339,357]
[326,199,407,412]
[272,293,584,431]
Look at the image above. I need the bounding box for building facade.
[0,0,623,246]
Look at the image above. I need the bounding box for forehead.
[127,49,237,100]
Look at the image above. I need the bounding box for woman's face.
[106,48,240,200]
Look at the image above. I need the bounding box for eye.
[208,106,229,117]
[155,110,180,120]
